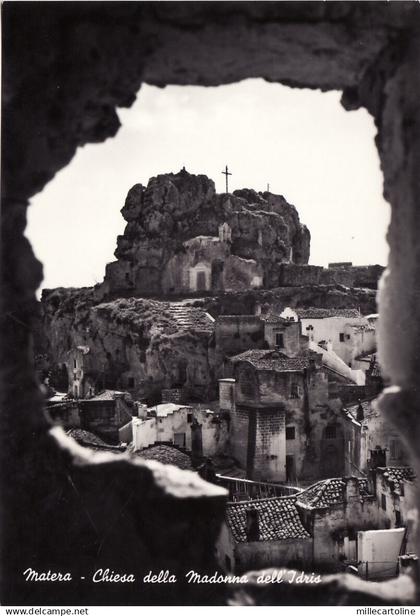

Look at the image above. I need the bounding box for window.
[187,413,192,424]
[325,425,337,439]
[400,482,405,497]
[381,493,387,511]
[275,333,284,348]
[346,334,350,340]
[395,510,402,526]
[286,426,295,440]
[339,333,345,342]
[73,359,77,369]
[290,383,299,399]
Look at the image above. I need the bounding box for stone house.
[217,475,401,575]
[216,495,312,574]
[373,467,417,553]
[67,345,96,399]
[216,310,369,387]
[132,402,229,458]
[342,397,410,475]
[77,390,134,444]
[297,476,378,572]
[215,313,304,374]
[260,314,306,354]
[47,389,134,444]
[280,307,375,369]
[221,345,346,483]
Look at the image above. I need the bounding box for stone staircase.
[168,302,215,333]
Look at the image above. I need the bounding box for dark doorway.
[275,333,284,348]
[174,432,186,448]
[196,270,207,291]
[50,363,69,392]
[286,454,295,482]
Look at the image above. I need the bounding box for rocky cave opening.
[2,1,420,606]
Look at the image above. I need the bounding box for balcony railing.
[215,474,302,502]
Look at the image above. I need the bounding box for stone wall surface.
[2,0,420,606]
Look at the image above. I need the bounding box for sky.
[26,79,390,292]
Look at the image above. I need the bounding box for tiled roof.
[297,478,346,508]
[350,324,375,332]
[358,478,371,497]
[377,467,416,484]
[345,399,376,422]
[297,477,373,509]
[135,445,193,471]
[295,308,361,319]
[67,428,125,452]
[226,496,310,542]
[230,349,313,372]
[90,389,125,401]
[168,303,215,333]
[259,313,288,324]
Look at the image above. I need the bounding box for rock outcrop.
[42,288,216,401]
[99,169,310,298]
[40,282,377,402]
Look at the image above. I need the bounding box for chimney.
[218,378,236,413]
[136,403,147,419]
[246,508,260,542]
[344,476,359,502]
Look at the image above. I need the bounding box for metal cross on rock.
[222,165,232,193]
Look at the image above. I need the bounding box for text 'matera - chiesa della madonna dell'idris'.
[35,168,415,578]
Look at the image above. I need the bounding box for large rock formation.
[39,281,377,402]
[99,169,310,298]
[42,288,216,401]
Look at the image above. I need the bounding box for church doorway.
[196,270,207,292]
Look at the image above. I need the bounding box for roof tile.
[296,308,361,319]
[230,349,315,372]
[226,496,310,542]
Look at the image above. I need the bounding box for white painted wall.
[309,340,365,385]
[280,308,373,367]
[357,528,405,579]
[132,417,156,449]
[132,406,228,456]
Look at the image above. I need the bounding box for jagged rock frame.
[2,1,420,605]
